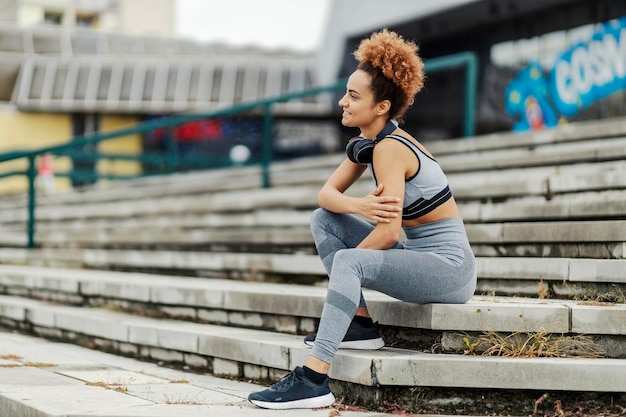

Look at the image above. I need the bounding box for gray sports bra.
[369,134,452,220]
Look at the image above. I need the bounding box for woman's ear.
[376,100,391,116]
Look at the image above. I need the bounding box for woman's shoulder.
[378,131,419,149]
[383,131,435,159]
[372,133,420,166]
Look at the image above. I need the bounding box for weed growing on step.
[533,393,626,417]
[538,279,552,299]
[86,381,128,393]
[96,301,167,318]
[332,379,625,416]
[377,400,413,415]
[577,284,626,304]
[169,379,189,384]
[0,354,55,368]
[462,330,605,358]
[22,361,55,367]
[559,281,626,304]
[162,393,206,405]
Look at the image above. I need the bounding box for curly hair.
[353,28,425,122]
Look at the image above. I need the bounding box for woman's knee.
[310,208,342,239]
[328,249,364,292]
[310,208,333,229]
[331,249,364,275]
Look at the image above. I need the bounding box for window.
[43,10,63,25]
[76,12,98,28]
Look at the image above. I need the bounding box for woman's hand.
[358,184,402,223]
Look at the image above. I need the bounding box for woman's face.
[338,70,378,128]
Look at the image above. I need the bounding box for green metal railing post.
[91,139,100,184]
[26,155,36,249]
[424,51,478,137]
[462,53,478,138]
[261,103,274,188]
[165,126,179,174]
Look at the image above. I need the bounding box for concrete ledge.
[0,185,322,223]
[2,151,626,226]
[572,304,626,335]
[2,192,624,237]
[0,164,266,210]
[372,350,626,391]
[466,220,626,243]
[4,218,626,249]
[0,265,624,336]
[0,294,624,393]
[548,165,626,194]
[477,257,626,284]
[438,136,626,172]
[426,117,626,156]
[4,187,626,243]
[465,190,626,222]
[1,252,625,286]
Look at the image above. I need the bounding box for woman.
[248,28,477,410]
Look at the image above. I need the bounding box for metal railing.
[0,51,478,249]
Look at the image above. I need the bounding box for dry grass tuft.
[23,361,55,368]
[86,381,129,393]
[463,330,605,358]
[577,285,626,304]
[163,393,205,405]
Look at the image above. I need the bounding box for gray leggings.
[309,208,477,364]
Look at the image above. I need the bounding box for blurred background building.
[1,0,174,34]
[0,0,625,192]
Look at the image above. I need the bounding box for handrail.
[424,51,478,138]
[0,51,478,249]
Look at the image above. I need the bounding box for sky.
[174,0,333,51]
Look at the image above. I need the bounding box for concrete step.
[44,217,626,250]
[2,221,624,262]
[2,158,625,228]
[0,164,266,209]
[0,329,397,417]
[438,136,626,173]
[0,185,323,223]
[3,187,626,235]
[466,219,626,244]
[425,116,626,155]
[0,264,624,341]
[3,132,626,217]
[462,190,626,223]
[0,294,624,396]
[0,249,624,297]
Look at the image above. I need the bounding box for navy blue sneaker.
[248,366,335,409]
[304,318,384,350]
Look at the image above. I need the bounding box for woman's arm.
[356,139,410,249]
[318,158,401,223]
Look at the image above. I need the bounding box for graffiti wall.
[505,16,626,132]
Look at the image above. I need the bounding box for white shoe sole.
[249,392,335,409]
[304,337,385,350]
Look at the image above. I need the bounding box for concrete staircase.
[0,117,625,415]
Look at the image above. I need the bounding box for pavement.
[0,329,408,417]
